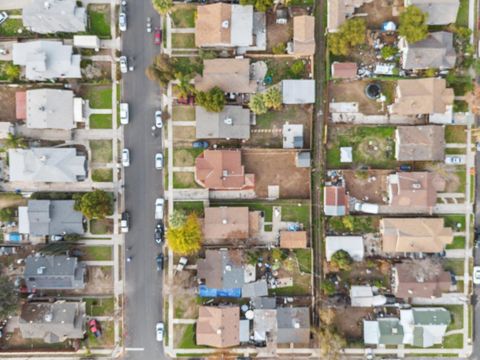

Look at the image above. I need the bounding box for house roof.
[251,297,276,310]
[412,308,451,326]
[19,301,85,343]
[195,105,250,140]
[276,307,310,344]
[293,15,315,55]
[195,150,254,190]
[389,78,454,115]
[282,80,315,104]
[197,249,245,289]
[253,309,277,341]
[26,89,75,129]
[325,236,364,261]
[381,218,453,253]
[387,172,443,213]
[400,307,450,347]
[282,124,304,149]
[331,62,358,79]
[405,0,460,25]
[327,0,346,31]
[23,0,87,34]
[394,262,452,298]
[195,4,253,47]
[400,32,456,70]
[350,285,387,307]
[8,148,86,183]
[242,280,268,298]
[12,41,81,80]
[378,318,404,345]
[24,254,85,291]
[324,186,347,216]
[197,306,240,348]
[279,231,308,248]
[296,151,311,167]
[15,91,27,120]
[395,125,445,161]
[195,59,257,94]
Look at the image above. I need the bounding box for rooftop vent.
[224,118,233,125]
[36,266,46,275]
[222,219,228,225]
[222,170,228,177]
[221,20,230,29]
[44,312,53,322]
[412,183,422,189]
[44,1,51,9]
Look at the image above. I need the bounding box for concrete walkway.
[172,319,196,324]
[84,260,115,266]
[172,121,196,126]
[0,0,29,9]
[172,166,195,172]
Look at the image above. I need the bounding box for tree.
[398,5,428,43]
[321,280,336,296]
[263,87,282,110]
[240,0,273,12]
[145,54,176,87]
[176,75,194,100]
[74,190,112,219]
[318,308,336,327]
[0,276,17,319]
[4,63,21,82]
[0,208,15,222]
[380,45,398,60]
[64,233,82,242]
[4,133,27,149]
[288,60,305,79]
[249,93,268,114]
[424,68,437,77]
[152,0,173,15]
[272,43,286,55]
[40,241,76,255]
[328,18,366,56]
[330,250,353,271]
[318,328,346,360]
[195,87,225,112]
[166,213,202,255]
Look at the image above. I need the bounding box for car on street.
[474,267,480,285]
[154,221,164,244]
[122,148,130,167]
[119,12,127,31]
[156,253,164,271]
[119,56,128,73]
[154,28,162,45]
[155,110,163,128]
[155,198,164,220]
[192,140,209,149]
[146,16,152,33]
[120,103,129,125]
[156,322,164,342]
[0,12,8,26]
[155,153,163,170]
[120,211,130,233]
[89,319,102,338]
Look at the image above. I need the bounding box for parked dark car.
[192,140,209,149]
[156,253,164,271]
[399,164,412,171]
[154,221,164,244]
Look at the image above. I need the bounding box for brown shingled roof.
[195,4,232,47]
[196,306,240,348]
[331,62,358,79]
[394,262,452,298]
[280,231,308,248]
[293,15,315,55]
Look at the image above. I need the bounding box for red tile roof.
[331,62,358,79]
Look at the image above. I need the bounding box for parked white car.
[156,322,164,342]
[122,148,130,167]
[119,56,128,73]
[120,103,129,125]
[155,198,164,220]
[119,12,127,31]
[155,110,162,128]
[473,266,480,285]
[155,153,163,169]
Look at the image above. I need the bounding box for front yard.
[171,33,196,49]
[90,219,114,234]
[172,106,195,121]
[173,148,203,166]
[85,297,115,316]
[92,168,113,182]
[174,201,205,216]
[173,172,200,189]
[170,5,196,28]
[90,114,112,129]
[87,4,111,38]
[90,140,113,163]
[81,85,113,109]
[81,246,113,261]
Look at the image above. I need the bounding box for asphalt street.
[121,1,165,359]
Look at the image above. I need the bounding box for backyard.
[326,126,396,169]
[326,215,379,234]
[90,140,113,163]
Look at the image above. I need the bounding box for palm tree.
[152,0,173,15]
[176,75,194,100]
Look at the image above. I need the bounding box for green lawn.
[90,114,112,129]
[326,126,396,168]
[174,201,204,216]
[0,19,27,36]
[90,140,113,163]
[81,246,113,261]
[85,297,115,316]
[84,85,113,109]
[172,106,195,121]
[442,259,465,276]
[446,236,466,250]
[281,202,311,227]
[445,125,466,143]
[178,324,207,349]
[171,5,196,28]
[268,283,310,296]
[456,0,469,27]
[90,219,113,235]
[0,61,20,81]
[443,334,463,348]
[173,148,204,166]
[173,172,200,188]
[444,305,464,331]
[294,249,312,274]
[171,33,196,49]
[87,320,114,348]
[92,168,113,182]
[443,214,466,231]
[456,168,467,194]
[88,6,111,38]
[327,215,378,234]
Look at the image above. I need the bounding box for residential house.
[24,254,86,292]
[195,106,251,140]
[253,307,310,344]
[19,301,86,343]
[325,236,364,261]
[380,218,453,253]
[194,150,255,190]
[195,3,264,50]
[400,308,451,347]
[392,262,452,299]
[296,151,311,167]
[282,124,304,149]
[18,200,84,236]
[331,62,358,79]
[282,80,315,104]
[196,306,240,347]
[12,41,81,80]
[23,0,87,34]
[279,231,308,248]
[327,0,372,32]
[293,15,315,56]
[195,59,257,94]
[363,318,405,345]
[395,126,445,161]
[404,0,460,25]
[8,148,86,183]
[388,78,454,116]
[399,32,456,70]
[386,172,445,214]
[323,186,348,216]
[350,285,387,307]
[202,206,260,245]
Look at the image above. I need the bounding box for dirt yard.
[356,0,401,28]
[332,307,373,341]
[343,170,389,203]
[173,126,196,147]
[266,12,293,52]
[416,162,465,193]
[79,266,113,295]
[0,85,20,121]
[243,149,310,199]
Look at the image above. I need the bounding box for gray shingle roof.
[401,32,456,70]
[276,307,310,344]
[23,0,87,34]
[282,80,315,104]
[26,200,84,236]
[405,0,459,25]
[241,280,268,298]
[195,106,251,140]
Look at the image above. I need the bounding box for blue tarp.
[199,285,241,298]
[7,233,21,242]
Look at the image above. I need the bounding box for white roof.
[18,206,30,234]
[231,5,254,47]
[363,320,380,344]
[282,80,315,104]
[282,124,304,149]
[12,41,81,80]
[73,35,100,49]
[325,236,364,261]
[340,147,352,162]
[350,286,386,307]
[26,89,75,129]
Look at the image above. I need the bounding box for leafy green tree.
[152,0,173,15]
[4,133,27,149]
[263,87,282,110]
[74,190,112,219]
[380,45,398,60]
[4,63,21,82]
[288,60,306,79]
[399,6,428,43]
[0,208,15,222]
[321,280,336,296]
[195,87,225,112]
[176,75,194,99]
[169,210,187,228]
[64,233,81,242]
[272,43,286,55]
[330,250,353,271]
[145,54,176,87]
[166,213,202,255]
[249,93,268,115]
[424,68,437,77]
[40,241,76,255]
[0,276,17,319]
[328,18,366,55]
[240,0,273,12]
